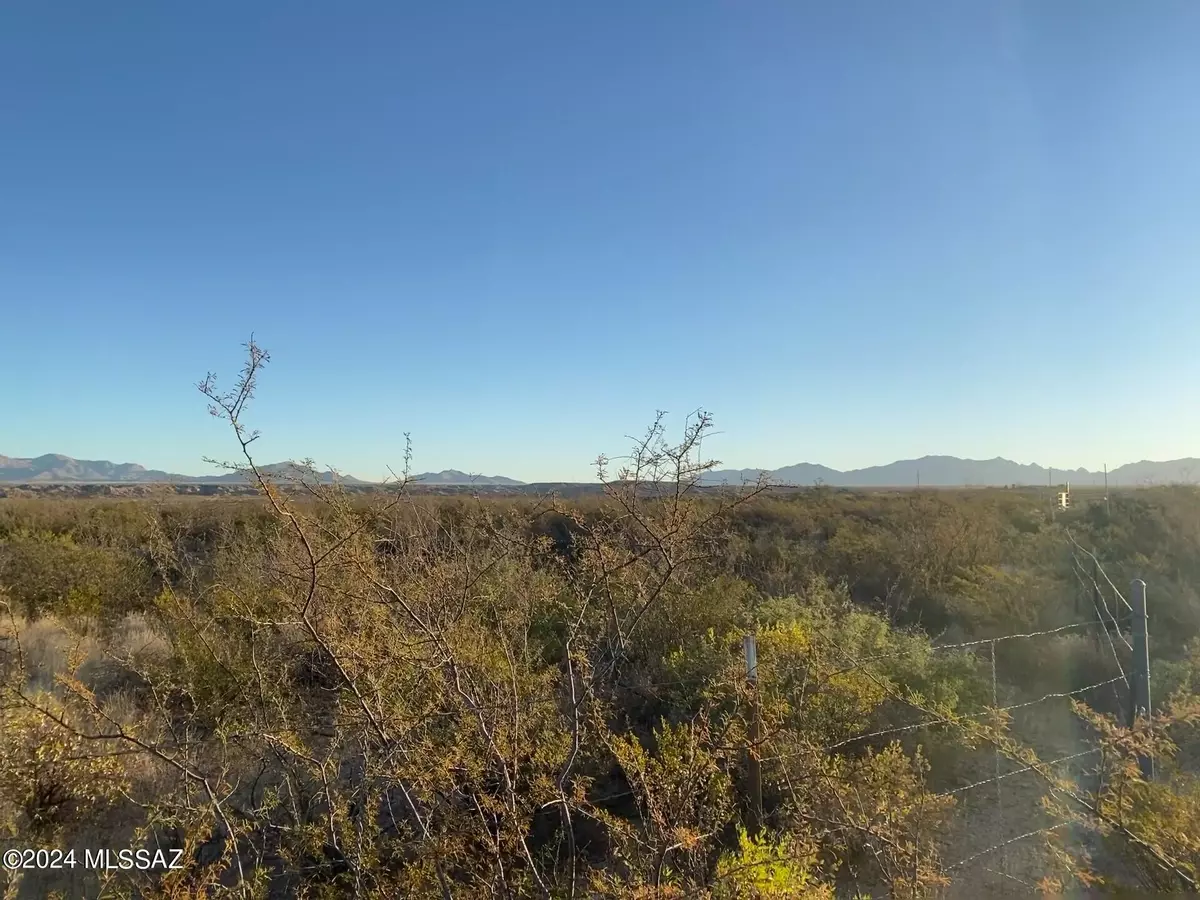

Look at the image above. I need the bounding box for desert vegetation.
[4,343,1200,898]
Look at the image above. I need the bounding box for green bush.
[0,529,154,620]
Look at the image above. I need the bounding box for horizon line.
[4,450,1200,486]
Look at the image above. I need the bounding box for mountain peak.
[0,453,363,485]
[702,456,1200,487]
[0,453,533,486]
[413,469,525,486]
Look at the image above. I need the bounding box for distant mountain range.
[700,456,1200,487]
[0,454,524,486]
[412,469,524,486]
[4,453,1199,489]
[0,455,365,484]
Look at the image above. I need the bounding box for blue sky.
[3,2,1199,482]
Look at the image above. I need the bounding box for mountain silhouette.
[5,452,1198,488]
[0,455,362,484]
[0,455,527,486]
[700,456,1200,487]
[412,470,525,486]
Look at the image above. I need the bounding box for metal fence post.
[1129,579,1153,780]
[743,633,763,835]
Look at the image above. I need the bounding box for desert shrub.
[0,696,131,843]
[0,529,154,619]
[712,826,834,899]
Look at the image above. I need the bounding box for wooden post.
[1129,579,1153,780]
[743,633,762,835]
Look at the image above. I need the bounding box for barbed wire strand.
[930,620,1106,652]
[760,612,1136,884]
[1070,557,1131,713]
[823,621,1106,681]
[998,676,1124,713]
[939,749,1099,797]
[825,624,1113,686]
[1075,556,1128,657]
[1071,552,1133,653]
[983,866,1039,891]
[946,822,1071,871]
[1064,546,1130,713]
[817,719,944,754]
[783,674,1123,760]
[820,620,1110,703]
[1066,530,1134,612]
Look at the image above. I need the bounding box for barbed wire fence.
[741,530,1153,892]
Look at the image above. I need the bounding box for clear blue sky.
[4,2,1199,482]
